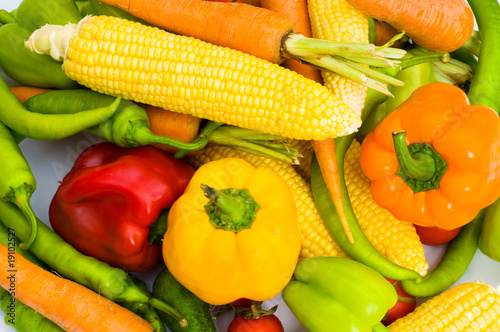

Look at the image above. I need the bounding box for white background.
[0,0,499,331]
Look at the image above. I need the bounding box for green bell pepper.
[282,257,397,332]
[479,197,500,262]
[0,0,82,89]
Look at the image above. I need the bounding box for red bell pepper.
[49,142,195,272]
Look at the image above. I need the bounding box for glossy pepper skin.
[0,0,81,89]
[360,82,500,229]
[163,158,301,305]
[49,142,195,272]
[282,256,397,332]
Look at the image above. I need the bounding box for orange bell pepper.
[360,82,500,229]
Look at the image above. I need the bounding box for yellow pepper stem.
[201,184,260,232]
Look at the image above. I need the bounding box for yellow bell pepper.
[162,158,301,305]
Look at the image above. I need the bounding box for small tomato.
[382,279,416,326]
[230,298,256,308]
[228,314,284,332]
[414,224,462,246]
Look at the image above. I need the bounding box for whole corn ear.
[25,15,361,141]
[388,281,500,331]
[308,0,369,115]
[345,139,428,276]
[186,145,348,259]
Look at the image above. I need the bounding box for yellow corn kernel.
[389,281,500,331]
[285,138,314,182]
[186,145,348,259]
[26,15,361,141]
[345,139,428,276]
[308,0,369,115]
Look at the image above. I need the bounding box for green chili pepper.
[0,120,38,251]
[479,197,500,262]
[22,89,299,163]
[0,76,121,140]
[0,0,82,89]
[0,222,46,269]
[467,0,500,112]
[400,210,484,297]
[0,200,188,329]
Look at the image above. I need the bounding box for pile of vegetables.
[0,0,500,331]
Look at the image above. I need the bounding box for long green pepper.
[0,119,38,250]
[0,76,121,140]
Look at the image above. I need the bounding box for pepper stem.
[393,131,436,181]
[202,184,260,232]
[392,131,448,193]
[6,185,37,250]
[148,297,188,328]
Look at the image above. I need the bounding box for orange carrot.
[261,0,353,243]
[9,86,53,104]
[346,0,474,52]
[373,20,405,48]
[99,0,292,64]
[0,243,153,332]
[140,103,203,154]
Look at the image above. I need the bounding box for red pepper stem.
[148,297,189,328]
[392,131,436,181]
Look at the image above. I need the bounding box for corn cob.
[388,281,500,331]
[308,0,369,115]
[345,139,428,276]
[185,145,348,259]
[24,15,361,141]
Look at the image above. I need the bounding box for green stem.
[7,185,37,251]
[202,185,245,222]
[149,297,188,328]
[392,131,436,182]
[201,184,260,232]
[305,56,394,96]
[462,30,481,57]
[207,129,299,165]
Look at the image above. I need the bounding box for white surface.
[0,0,500,331]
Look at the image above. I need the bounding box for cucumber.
[152,266,217,332]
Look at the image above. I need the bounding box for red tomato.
[230,298,255,307]
[414,224,462,246]
[382,278,416,326]
[228,314,284,332]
